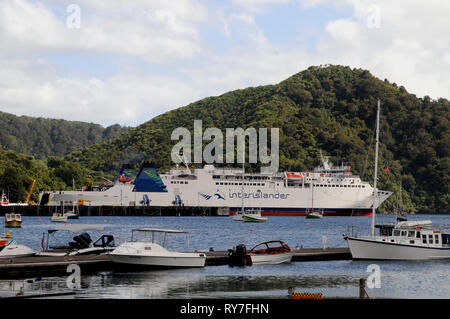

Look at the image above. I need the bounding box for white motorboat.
[0,234,35,258]
[345,220,450,260]
[245,240,294,265]
[110,228,206,268]
[36,224,116,257]
[344,100,450,260]
[50,212,67,223]
[232,211,244,221]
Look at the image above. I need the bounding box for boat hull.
[110,254,206,268]
[4,221,22,228]
[305,214,322,219]
[0,244,35,258]
[346,237,450,260]
[243,215,267,222]
[248,252,294,265]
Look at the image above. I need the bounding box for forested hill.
[0,111,130,159]
[66,65,449,213]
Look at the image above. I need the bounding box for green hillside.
[0,111,129,159]
[66,65,449,213]
[0,146,98,203]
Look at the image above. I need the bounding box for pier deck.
[0,254,112,279]
[202,247,351,265]
[0,247,351,279]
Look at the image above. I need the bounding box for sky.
[0,0,449,127]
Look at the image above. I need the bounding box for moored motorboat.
[344,100,450,260]
[110,228,206,268]
[242,209,267,223]
[245,240,294,265]
[344,220,450,260]
[50,213,67,223]
[36,224,115,257]
[4,213,22,228]
[0,234,35,258]
[305,209,323,219]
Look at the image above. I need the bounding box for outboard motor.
[73,232,92,249]
[228,244,247,266]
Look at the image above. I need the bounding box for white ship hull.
[346,237,450,260]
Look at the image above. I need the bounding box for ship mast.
[241,145,245,214]
[371,99,381,236]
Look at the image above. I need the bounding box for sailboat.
[305,174,323,219]
[344,100,450,260]
[232,149,267,223]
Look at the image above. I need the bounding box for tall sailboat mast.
[241,146,245,214]
[371,99,381,236]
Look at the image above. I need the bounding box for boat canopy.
[132,228,189,234]
[48,224,105,234]
[394,220,432,229]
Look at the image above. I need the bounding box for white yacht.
[345,220,450,260]
[344,100,450,260]
[110,228,206,268]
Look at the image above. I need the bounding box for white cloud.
[0,0,448,127]
[0,0,208,62]
[317,0,450,98]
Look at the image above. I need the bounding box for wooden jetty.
[0,254,113,279]
[203,247,352,265]
[0,247,351,279]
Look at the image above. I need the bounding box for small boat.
[306,174,322,219]
[50,212,68,223]
[110,228,206,268]
[232,157,268,223]
[344,220,450,260]
[232,211,244,221]
[344,100,450,260]
[64,209,80,220]
[245,240,294,265]
[242,208,267,223]
[0,234,35,258]
[0,190,10,206]
[4,213,22,228]
[305,209,323,219]
[37,224,116,257]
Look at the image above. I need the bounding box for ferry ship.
[39,155,393,217]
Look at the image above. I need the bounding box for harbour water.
[2,214,450,299]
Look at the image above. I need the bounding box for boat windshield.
[249,241,290,252]
[131,229,190,250]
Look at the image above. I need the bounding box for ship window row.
[215,182,266,186]
[170,181,189,184]
[392,231,441,245]
[212,175,270,181]
[295,184,366,188]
